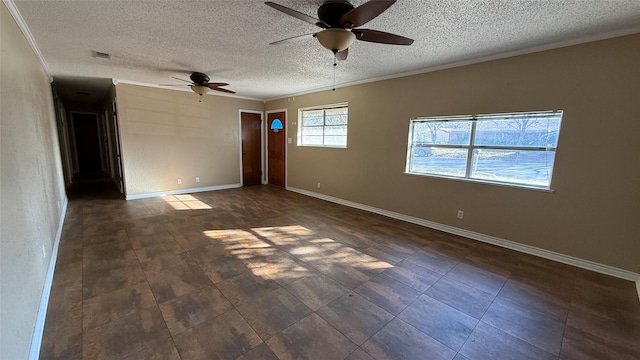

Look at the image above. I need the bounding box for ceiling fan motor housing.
[189,72,210,86]
[318,0,354,27]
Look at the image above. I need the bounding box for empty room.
[1,1,639,359]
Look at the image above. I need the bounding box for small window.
[298,104,348,148]
[406,110,563,189]
[271,118,283,132]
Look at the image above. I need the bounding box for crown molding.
[265,26,640,102]
[3,0,52,82]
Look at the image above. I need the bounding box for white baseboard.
[125,183,241,200]
[29,196,68,360]
[287,186,640,283]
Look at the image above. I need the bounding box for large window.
[406,110,563,189]
[298,104,348,148]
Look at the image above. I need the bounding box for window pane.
[302,135,323,145]
[407,111,562,189]
[324,125,347,136]
[409,148,468,177]
[324,135,347,146]
[412,121,472,145]
[470,149,556,187]
[474,118,561,147]
[302,126,323,137]
[299,105,348,147]
[412,146,432,157]
[325,107,348,125]
[303,110,324,126]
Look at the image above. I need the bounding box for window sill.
[404,171,556,193]
[297,145,348,149]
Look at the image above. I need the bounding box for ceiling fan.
[162,72,235,101]
[265,0,414,60]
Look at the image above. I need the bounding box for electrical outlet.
[177,179,182,185]
[317,182,321,189]
[195,177,200,183]
[457,210,464,219]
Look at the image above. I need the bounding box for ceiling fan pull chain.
[333,52,337,91]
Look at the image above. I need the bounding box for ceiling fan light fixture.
[316,28,356,52]
[190,85,210,96]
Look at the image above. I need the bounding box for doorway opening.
[51,79,124,200]
[71,113,103,174]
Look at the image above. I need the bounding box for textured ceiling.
[10,0,640,101]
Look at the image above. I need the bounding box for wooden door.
[72,113,102,174]
[241,112,262,186]
[268,111,286,187]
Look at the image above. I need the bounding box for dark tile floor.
[40,185,640,360]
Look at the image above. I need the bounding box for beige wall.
[1,3,67,359]
[266,34,640,273]
[115,83,263,196]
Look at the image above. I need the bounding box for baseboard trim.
[287,186,640,283]
[29,196,68,360]
[125,184,242,200]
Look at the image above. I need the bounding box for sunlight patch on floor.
[201,224,393,281]
[162,194,212,210]
[204,229,271,250]
[252,225,316,245]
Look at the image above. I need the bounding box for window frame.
[405,110,563,191]
[297,103,348,148]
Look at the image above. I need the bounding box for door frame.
[112,98,126,194]
[54,98,73,187]
[238,109,265,186]
[103,107,114,178]
[265,108,288,188]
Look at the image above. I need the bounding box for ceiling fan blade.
[353,29,414,45]
[159,84,190,87]
[269,32,316,45]
[157,68,193,75]
[336,48,348,61]
[265,2,327,28]
[210,87,236,94]
[207,82,229,87]
[340,0,396,28]
[171,77,192,83]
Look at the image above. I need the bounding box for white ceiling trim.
[3,0,51,82]
[266,25,640,102]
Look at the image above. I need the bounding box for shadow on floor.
[67,180,123,200]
